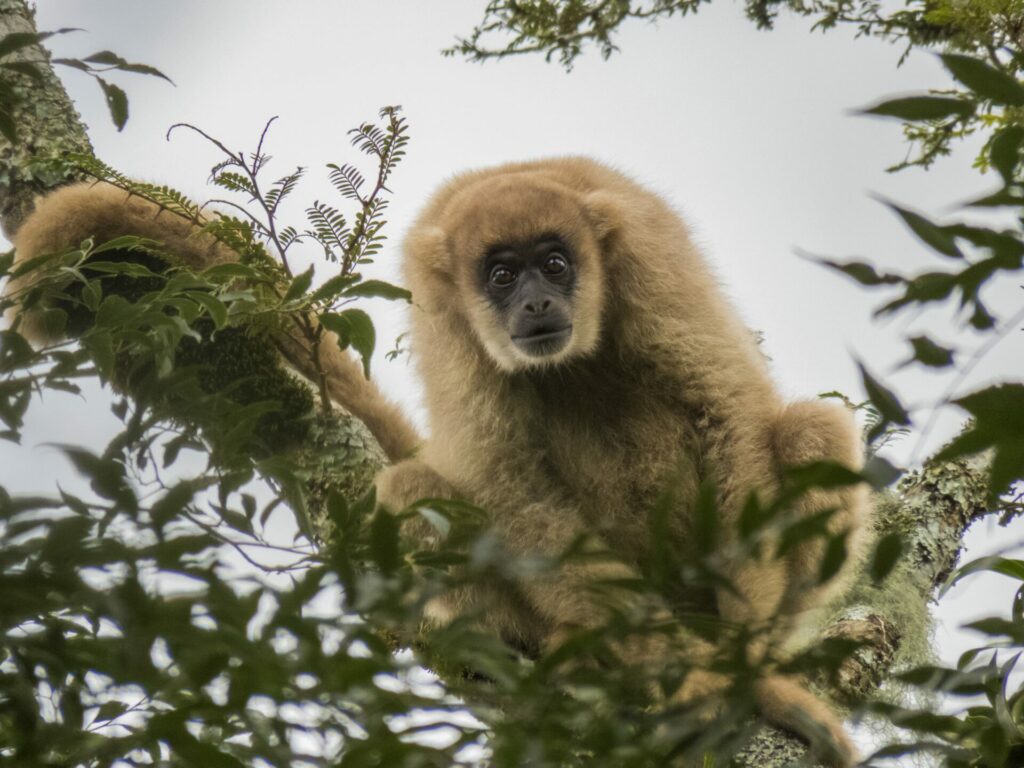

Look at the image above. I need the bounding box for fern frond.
[265,167,306,213]
[213,171,257,197]
[349,123,388,157]
[327,163,365,202]
[305,201,350,262]
[278,225,301,251]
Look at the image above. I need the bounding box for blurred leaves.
[0,28,170,141]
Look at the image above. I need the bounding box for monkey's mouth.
[511,325,573,357]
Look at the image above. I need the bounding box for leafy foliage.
[451,0,1024,171]
[4,3,1024,767]
[0,28,170,142]
[815,50,1024,768]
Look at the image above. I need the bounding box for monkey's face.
[430,175,609,372]
[480,235,576,361]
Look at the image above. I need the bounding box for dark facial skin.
[481,236,576,358]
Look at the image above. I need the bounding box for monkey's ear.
[406,225,450,272]
[581,190,625,240]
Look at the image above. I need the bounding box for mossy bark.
[0,0,93,236]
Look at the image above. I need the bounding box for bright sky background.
[3,0,1023,743]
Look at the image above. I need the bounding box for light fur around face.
[377,156,870,764]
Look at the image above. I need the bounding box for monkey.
[374,156,870,764]
[5,164,867,763]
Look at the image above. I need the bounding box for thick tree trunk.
[0,2,1001,764]
[0,0,93,236]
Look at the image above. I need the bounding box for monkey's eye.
[489,265,517,287]
[543,253,569,275]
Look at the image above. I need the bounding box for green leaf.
[94,295,136,328]
[941,556,1024,597]
[818,533,848,584]
[82,261,162,278]
[888,204,962,258]
[870,533,904,583]
[0,108,16,144]
[859,363,911,442]
[344,279,412,302]
[861,96,974,121]
[862,455,903,489]
[308,274,357,304]
[940,53,1024,107]
[907,335,955,368]
[202,262,265,281]
[0,31,48,58]
[83,50,173,82]
[784,460,863,489]
[370,510,400,573]
[343,308,375,378]
[321,308,376,378]
[93,701,128,722]
[282,265,314,303]
[816,258,903,287]
[97,78,128,131]
[0,28,78,58]
[90,234,160,256]
[326,490,356,534]
[81,280,103,312]
[0,60,44,81]
[990,126,1024,182]
[936,384,1024,500]
[186,291,228,329]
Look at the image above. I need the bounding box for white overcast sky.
[3,0,1022,704]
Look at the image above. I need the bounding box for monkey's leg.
[701,400,867,765]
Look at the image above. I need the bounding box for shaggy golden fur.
[5,181,419,462]
[5,166,867,762]
[376,157,869,763]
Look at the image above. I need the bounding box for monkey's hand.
[755,675,857,767]
[666,671,855,767]
[374,457,464,554]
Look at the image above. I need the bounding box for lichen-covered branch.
[0,0,92,236]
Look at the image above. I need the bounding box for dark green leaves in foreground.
[858,363,910,443]
[0,28,170,140]
[937,384,1024,501]
[322,308,376,378]
[861,95,975,121]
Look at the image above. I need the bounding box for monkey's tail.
[6,181,421,463]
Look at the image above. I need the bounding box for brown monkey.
[376,157,869,763]
[6,165,866,762]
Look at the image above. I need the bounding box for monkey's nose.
[524,299,552,314]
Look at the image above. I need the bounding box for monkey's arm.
[707,399,866,766]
